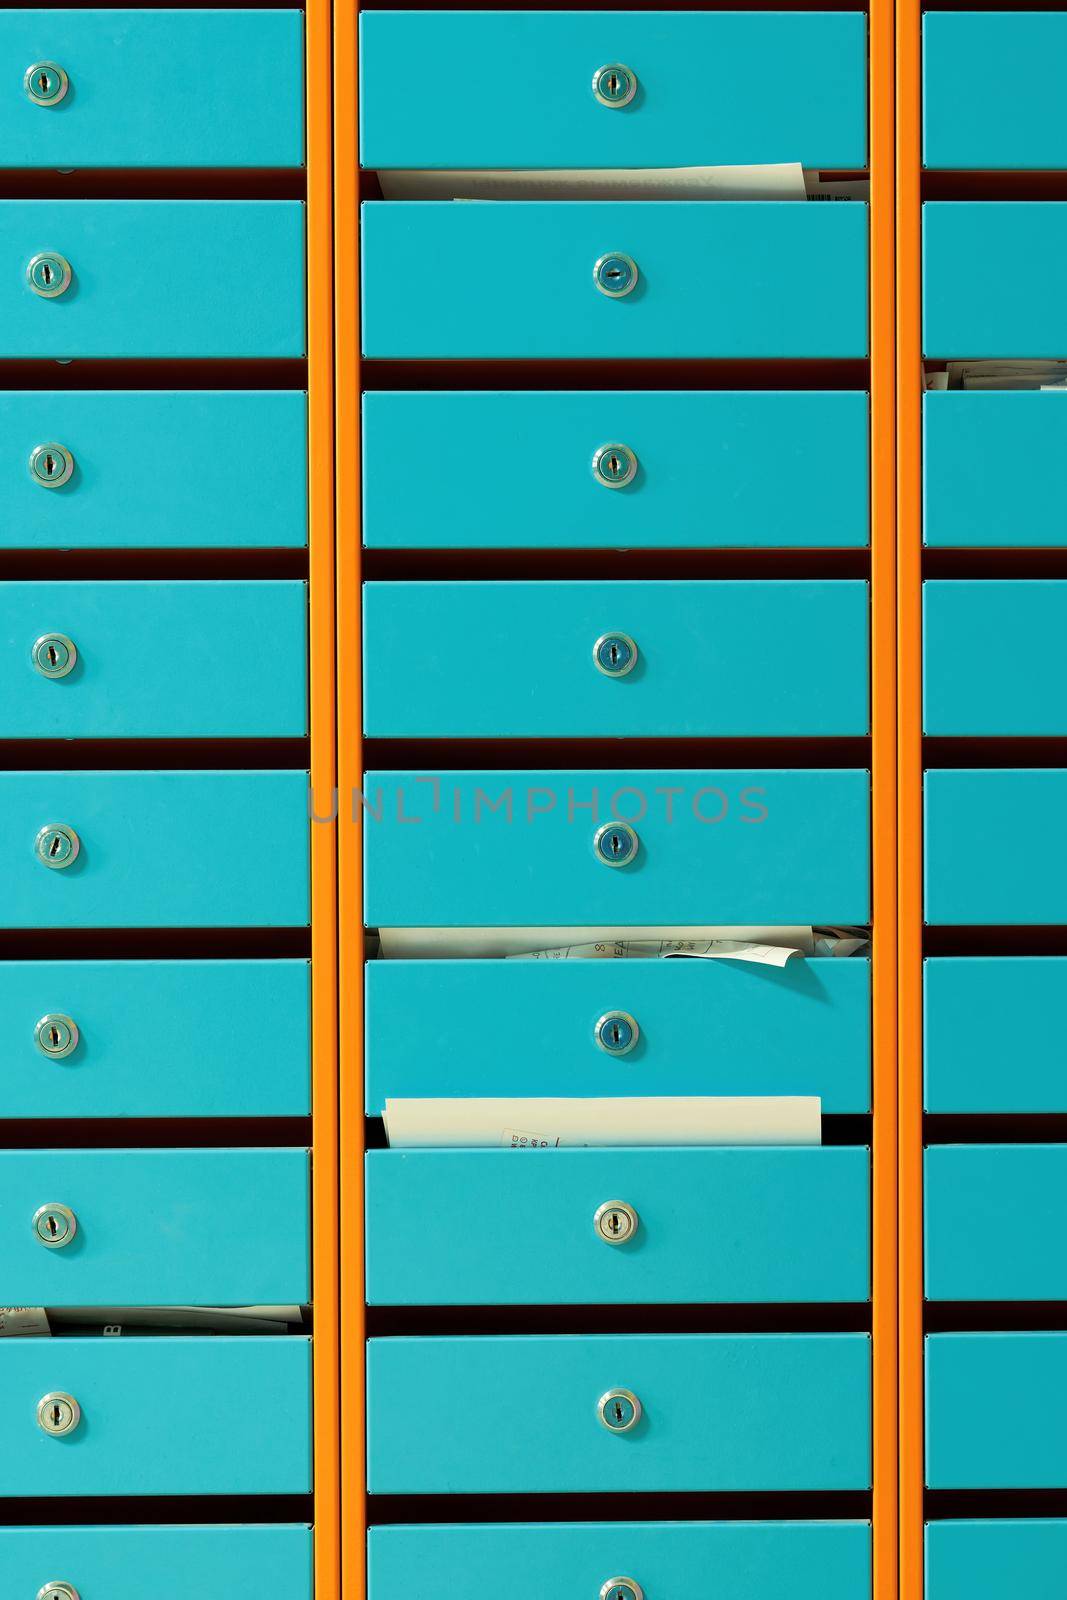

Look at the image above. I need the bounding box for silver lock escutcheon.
[595,1010,639,1056]
[593,820,638,868]
[593,632,637,678]
[34,1013,80,1060]
[597,1387,642,1433]
[37,1392,81,1437]
[592,63,637,109]
[27,252,73,298]
[600,1582,644,1600]
[29,442,75,488]
[37,1585,81,1600]
[32,1203,77,1249]
[594,1200,639,1245]
[34,824,80,870]
[592,443,637,489]
[593,252,638,299]
[32,633,78,679]
[25,62,70,107]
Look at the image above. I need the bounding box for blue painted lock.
[924,391,1067,548]
[365,1147,870,1306]
[926,1145,1067,1302]
[366,956,871,1114]
[361,202,869,360]
[0,958,310,1119]
[363,391,870,550]
[369,1521,872,1600]
[360,10,866,170]
[0,201,305,358]
[0,1335,311,1496]
[0,770,309,929]
[0,11,304,169]
[0,391,308,551]
[0,1524,313,1600]
[926,1333,1067,1489]
[367,1333,872,1494]
[925,14,1067,170]
[925,203,1067,357]
[363,581,869,738]
[926,1519,1067,1600]
[0,581,307,738]
[363,768,870,927]
[925,770,1067,925]
[2,1147,309,1306]
[925,582,1067,734]
[925,958,1067,1113]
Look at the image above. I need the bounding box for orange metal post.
[869,3,900,1598]
[334,2,367,1597]
[896,0,925,1595]
[306,1,341,1595]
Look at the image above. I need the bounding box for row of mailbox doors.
[13,9,1067,173]
[6,767,1067,924]
[4,1521,1065,1600]
[8,200,1067,358]
[3,388,1061,551]
[1,1330,1064,1495]
[9,576,1067,736]
[6,1142,1067,1306]
[5,953,1066,1115]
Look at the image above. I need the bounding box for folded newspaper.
[939,359,1067,391]
[378,165,869,204]
[383,1095,821,1149]
[379,163,809,201]
[377,925,869,961]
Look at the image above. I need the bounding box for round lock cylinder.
[592,63,637,108]
[593,632,637,678]
[28,442,75,488]
[597,1387,642,1433]
[27,252,73,298]
[25,62,70,107]
[34,824,80,870]
[592,443,637,489]
[37,1585,81,1600]
[594,1200,639,1245]
[32,633,77,679]
[34,1013,80,1060]
[32,1203,77,1249]
[594,1010,639,1056]
[36,1392,81,1437]
[601,1581,644,1600]
[593,821,639,868]
[593,252,638,299]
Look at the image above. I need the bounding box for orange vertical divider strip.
[307,1,341,1595]
[334,2,367,1597]
[896,0,925,1595]
[869,2,899,1598]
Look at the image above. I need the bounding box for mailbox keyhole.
[49,834,62,858]
[51,1403,62,1427]
[614,1400,623,1422]
[37,72,50,94]
[47,1214,58,1237]
[610,832,622,857]
[40,262,53,286]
